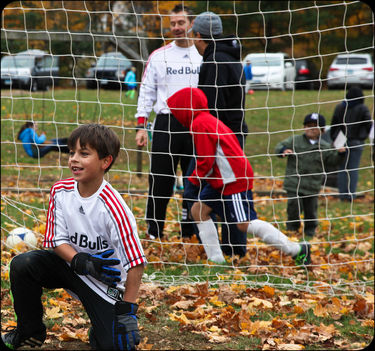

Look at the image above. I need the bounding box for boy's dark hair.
[171,4,193,18]
[68,124,120,173]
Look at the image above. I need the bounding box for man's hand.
[282,149,293,157]
[71,249,121,287]
[135,129,147,148]
[113,301,140,350]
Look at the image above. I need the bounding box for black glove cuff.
[135,124,145,130]
[115,301,138,315]
[71,252,91,275]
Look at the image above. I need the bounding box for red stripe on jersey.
[141,43,173,82]
[100,186,143,266]
[101,186,143,266]
[44,178,75,247]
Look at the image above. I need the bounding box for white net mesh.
[1,1,374,295]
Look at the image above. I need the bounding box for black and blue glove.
[71,249,121,287]
[113,301,140,350]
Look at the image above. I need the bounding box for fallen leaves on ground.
[138,282,374,349]
[1,191,373,349]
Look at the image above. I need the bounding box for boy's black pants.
[286,192,318,236]
[146,113,195,237]
[9,250,117,350]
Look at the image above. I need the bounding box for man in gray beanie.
[184,11,249,258]
[192,11,223,38]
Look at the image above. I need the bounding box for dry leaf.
[171,300,194,310]
[313,303,328,318]
[169,312,191,325]
[45,306,63,319]
[248,297,273,309]
[361,319,374,328]
[263,285,275,297]
[315,323,337,341]
[277,344,304,350]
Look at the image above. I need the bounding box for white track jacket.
[135,40,202,119]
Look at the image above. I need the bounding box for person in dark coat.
[330,86,372,201]
[276,113,345,238]
[184,11,249,257]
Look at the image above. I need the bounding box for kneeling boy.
[2,124,147,350]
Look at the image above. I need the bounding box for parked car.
[86,52,132,89]
[327,53,374,89]
[1,49,59,91]
[242,53,295,90]
[295,58,320,90]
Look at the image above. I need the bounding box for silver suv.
[1,50,59,91]
[327,53,373,89]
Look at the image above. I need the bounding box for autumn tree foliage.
[2,1,372,75]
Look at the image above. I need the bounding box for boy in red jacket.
[167,87,310,265]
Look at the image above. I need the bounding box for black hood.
[203,35,242,61]
[345,85,364,108]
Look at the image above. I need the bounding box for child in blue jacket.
[17,122,69,158]
[124,67,137,99]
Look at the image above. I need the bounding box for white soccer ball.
[6,227,37,249]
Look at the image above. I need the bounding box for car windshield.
[249,57,282,67]
[96,56,129,67]
[1,55,35,68]
[335,57,368,65]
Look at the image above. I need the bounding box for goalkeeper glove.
[71,249,121,287]
[113,301,140,350]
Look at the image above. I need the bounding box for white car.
[1,49,59,91]
[327,54,374,89]
[243,53,295,90]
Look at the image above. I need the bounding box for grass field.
[1,88,374,349]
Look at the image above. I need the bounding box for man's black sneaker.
[294,242,311,266]
[1,326,46,349]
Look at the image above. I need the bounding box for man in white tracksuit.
[135,4,202,239]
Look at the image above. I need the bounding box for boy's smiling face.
[304,122,323,140]
[68,139,112,194]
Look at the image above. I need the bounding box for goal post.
[1,0,374,296]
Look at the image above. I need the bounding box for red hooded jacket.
[167,87,253,195]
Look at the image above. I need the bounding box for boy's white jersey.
[135,40,202,118]
[44,178,147,304]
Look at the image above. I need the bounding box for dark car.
[86,52,132,89]
[1,49,59,91]
[294,58,320,90]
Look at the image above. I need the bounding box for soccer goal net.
[1,1,374,296]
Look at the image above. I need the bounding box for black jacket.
[198,36,248,136]
[330,100,372,142]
